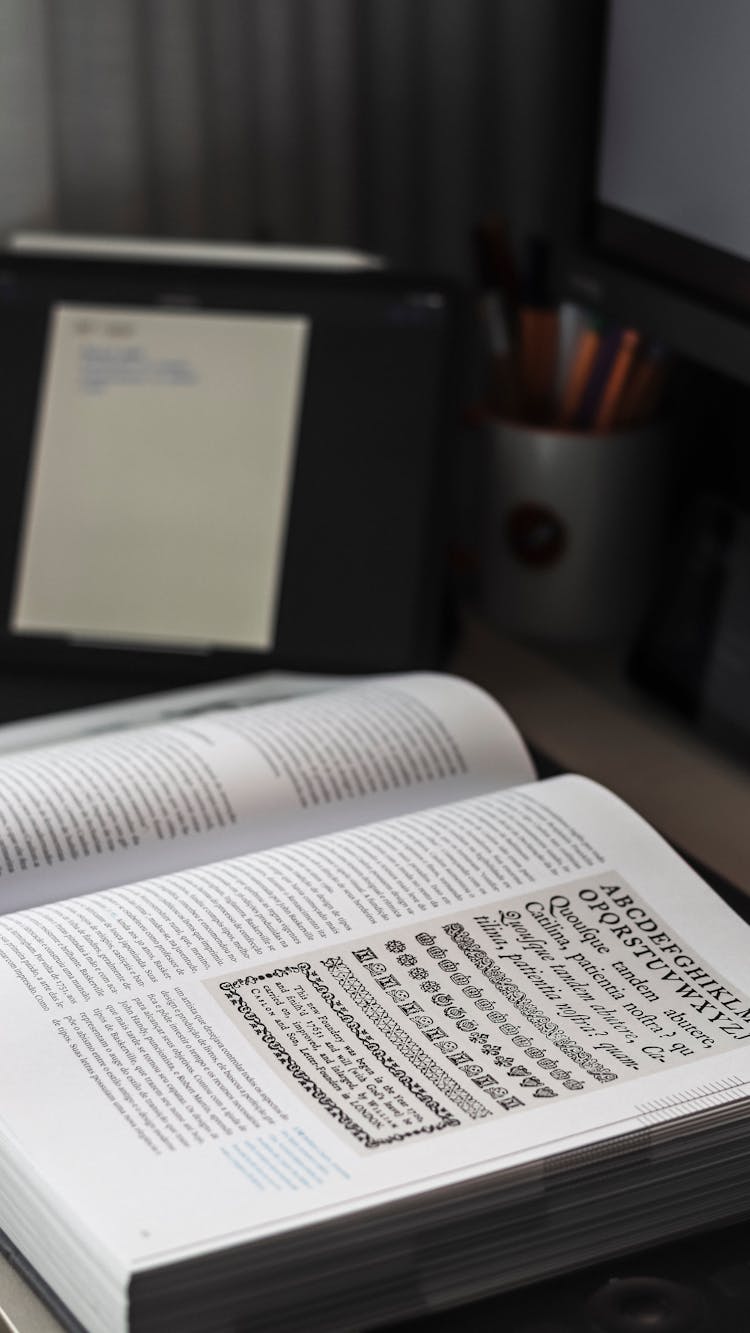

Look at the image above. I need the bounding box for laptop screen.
[13,302,308,652]
[0,258,457,676]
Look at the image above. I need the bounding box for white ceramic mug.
[479,420,671,642]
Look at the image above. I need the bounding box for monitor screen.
[560,0,750,385]
[595,0,750,318]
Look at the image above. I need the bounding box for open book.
[1,672,750,1333]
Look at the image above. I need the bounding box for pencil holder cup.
[479,420,671,642]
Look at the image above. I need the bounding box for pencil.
[558,321,601,426]
[593,328,641,430]
[474,217,520,336]
[518,306,558,424]
[576,329,625,428]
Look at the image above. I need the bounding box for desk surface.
[2,620,749,1331]
[452,613,750,895]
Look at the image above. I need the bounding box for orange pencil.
[593,328,641,430]
[558,324,601,426]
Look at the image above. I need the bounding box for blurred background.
[3,0,750,759]
[0,0,598,271]
[4,9,750,1327]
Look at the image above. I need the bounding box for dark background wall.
[0,0,601,273]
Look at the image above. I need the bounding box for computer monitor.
[562,0,750,387]
[563,1,750,753]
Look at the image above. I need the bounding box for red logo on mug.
[506,503,566,567]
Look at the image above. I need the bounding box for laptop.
[0,251,460,681]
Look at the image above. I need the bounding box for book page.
[0,670,347,756]
[0,673,533,915]
[1,775,750,1333]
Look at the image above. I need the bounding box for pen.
[478,292,518,416]
[518,306,558,424]
[517,236,558,423]
[474,217,522,417]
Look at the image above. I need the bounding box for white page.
[1,775,750,1333]
[0,673,534,915]
[0,671,347,757]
